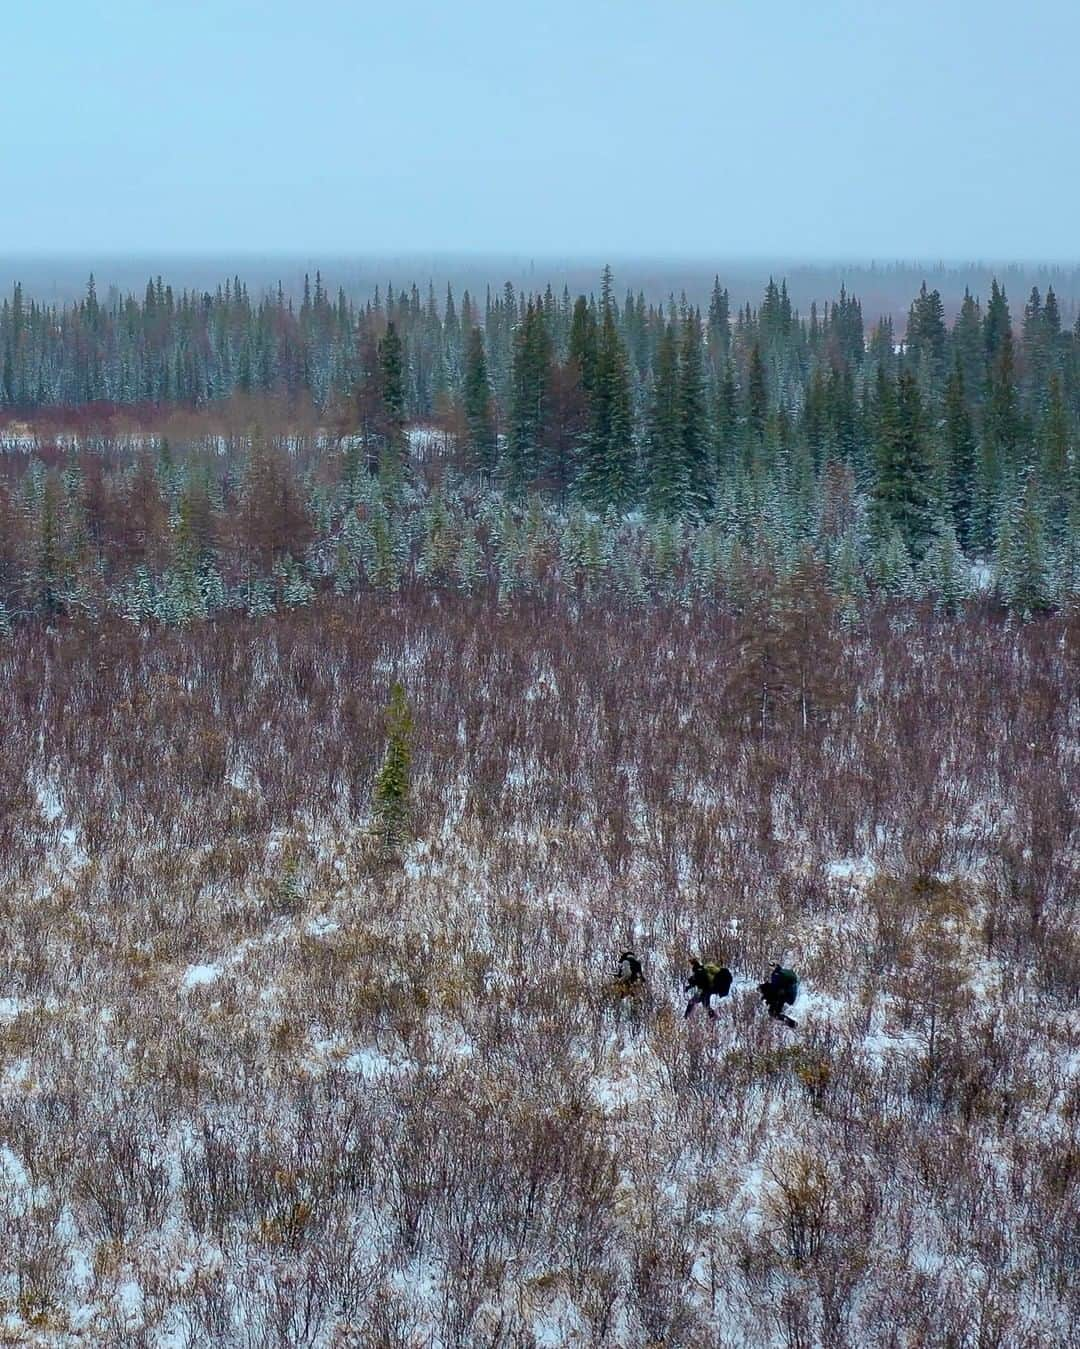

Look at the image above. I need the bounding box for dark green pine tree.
[951,288,984,403]
[568,295,598,397]
[713,359,739,478]
[867,317,896,373]
[706,276,731,373]
[578,269,635,512]
[906,282,947,390]
[372,681,414,848]
[378,320,407,454]
[872,369,932,556]
[983,280,1012,368]
[998,473,1055,615]
[942,358,977,549]
[645,323,683,516]
[462,326,497,476]
[745,342,768,459]
[1022,286,1048,407]
[1038,372,1071,536]
[977,320,1023,546]
[678,308,712,515]
[36,473,65,616]
[506,301,553,497]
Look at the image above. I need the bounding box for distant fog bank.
[3,255,1079,326]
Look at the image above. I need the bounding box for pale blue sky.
[2,1,1077,260]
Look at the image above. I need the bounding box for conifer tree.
[506,301,553,497]
[678,308,712,515]
[462,326,496,476]
[951,288,983,401]
[996,473,1054,615]
[906,282,947,391]
[568,295,598,396]
[706,276,731,372]
[872,370,932,556]
[645,323,683,516]
[919,518,970,613]
[942,359,977,547]
[578,269,635,512]
[378,321,407,455]
[977,325,1023,548]
[1038,372,1070,535]
[373,681,413,847]
[746,343,768,457]
[713,360,739,478]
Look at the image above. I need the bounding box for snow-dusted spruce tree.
[332,510,365,595]
[282,559,315,608]
[417,490,454,584]
[1052,498,1080,610]
[689,523,722,601]
[828,523,867,606]
[198,559,228,614]
[373,681,413,849]
[366,504,400,592]
[245,576,276,618]
[872,527,920,599]
[454,526,482,595]
[121,565,157,624]
[647,515,682,598]
[995,475,1055,616]
[919,518,971,614]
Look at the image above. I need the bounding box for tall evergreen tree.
[872,369,932,555]
[378,321,407,454]
[946,287,977,381]
[506,301,553,497]
[678,309,712,515]
[645,323,683,516]
[706,276,731,372]
[997,473,1054,614]
[462,326,497,476]
[942,358,977,547]
[713,360,739,478]
[906,282,947,391]
[578,269,635,512]
[746,343,768,457]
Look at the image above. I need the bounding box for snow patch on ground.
[0,1144,34,1216]
[344,1046,413,1079]
[825,855,877,886]
[181,962,222,990]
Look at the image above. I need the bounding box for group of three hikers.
[616,952,799,1028]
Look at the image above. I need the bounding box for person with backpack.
[684,958,733,1020]
[759,964,799,1027]
[616,950,644,985]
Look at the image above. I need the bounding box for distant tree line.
[1,267,1078,622]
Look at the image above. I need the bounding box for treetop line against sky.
[2,1,1078,260]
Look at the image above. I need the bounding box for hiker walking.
[684,959,733,1020]
[758,964,799,1027]
[616,950,644,985]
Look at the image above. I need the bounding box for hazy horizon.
[4,253,1079,326]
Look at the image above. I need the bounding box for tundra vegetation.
[0,267,1076,1346]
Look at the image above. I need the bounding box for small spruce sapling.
[373,681,414,849]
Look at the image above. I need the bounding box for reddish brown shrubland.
[0,592,1076,1345]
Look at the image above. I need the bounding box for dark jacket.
[761,966,798,1005]
[686,963,733,997]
